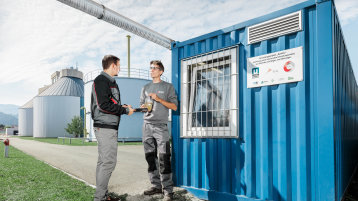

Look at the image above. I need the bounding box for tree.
[0,124,4,130]
[65,116,83,137]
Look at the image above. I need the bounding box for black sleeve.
[93,79,128,115]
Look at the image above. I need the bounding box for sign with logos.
[247,46,303,88]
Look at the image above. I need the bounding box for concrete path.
[9,137,150,195]
[6,137,201,201]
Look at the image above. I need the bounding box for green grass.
[17,136,142,146]
[0,144,95,201]
[18,136,97,146]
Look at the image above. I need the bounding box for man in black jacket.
[91,55,134,201]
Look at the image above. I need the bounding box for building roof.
[38,77,84,97]
[20,98,34,109]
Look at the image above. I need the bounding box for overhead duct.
[57,0,174,49]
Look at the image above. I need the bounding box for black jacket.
[91,72,128,130]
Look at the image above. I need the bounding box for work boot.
[163,193,174,201]
[105,197,121,201]
[143,187,163,195]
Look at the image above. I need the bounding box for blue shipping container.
[170,0,358,200]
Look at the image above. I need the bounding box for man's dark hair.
[102,55,120,70]
[150,60,164,72]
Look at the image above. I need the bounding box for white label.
[247,46,303,88]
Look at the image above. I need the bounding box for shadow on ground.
[108,188,203,201]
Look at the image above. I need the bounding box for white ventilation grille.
[248,11,302,44]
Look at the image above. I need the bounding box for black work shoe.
[163,193,174,201]
[104,192,121,201]
[106,197,121,201]
[143,187,163,195]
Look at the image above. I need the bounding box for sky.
[0,0,357,106]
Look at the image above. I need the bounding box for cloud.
[0,0,356,105]
[335,0,358,25]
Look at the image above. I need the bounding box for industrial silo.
[84,69,164,141]
[18,98,34,136]
[33,68,84,138]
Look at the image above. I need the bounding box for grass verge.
[17,136,142,146]
[0,143,95,201]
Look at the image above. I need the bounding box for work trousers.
[94,127,118,201]
[142,122,173,195]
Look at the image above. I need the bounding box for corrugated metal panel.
[18,108,33,136]
[19,98,35,136]
[170,1,355,201]
[33,96,80,138]
[39,77,84,97]
[332,5,358,201]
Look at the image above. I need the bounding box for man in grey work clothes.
[140,60,178,201]
[91,55,134,201]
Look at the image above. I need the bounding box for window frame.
[180,46,238,138]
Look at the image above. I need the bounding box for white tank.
[33,76,84,138]
[5,127,18,136]
[84,70,154,141]
[18,99,34,136]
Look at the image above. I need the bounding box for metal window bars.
[181,47,238,138]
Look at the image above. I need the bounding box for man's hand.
[127,107,134,115]
[122,104,132,108]
[123,104,134,115]
[148,94,177,111]
[148,93,161,102]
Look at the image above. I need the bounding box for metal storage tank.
[84,69,159,141]
[5,127,18,136]
[33,70,84,138]
[171,0,358,201]
[18,98,34,136]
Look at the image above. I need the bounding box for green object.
[18,136,142,146]
[65,116,83,138]
[0,145,95,200]
[80,107,88,142]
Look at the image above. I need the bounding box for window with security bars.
[181,47,238,138]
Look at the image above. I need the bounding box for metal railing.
[84,68,168,83]
[57,137,85,144]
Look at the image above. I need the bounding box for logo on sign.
[252,67,259,78]
[283,61,295,72]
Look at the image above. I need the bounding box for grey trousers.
[142,122,173,195]
[94,127,118,201]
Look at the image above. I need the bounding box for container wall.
[84,78,151,141]
[171,1,337,201]
[18,108,33,136]
[33,96,80,138]
[332,5,358,200]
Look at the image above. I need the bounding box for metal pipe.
[127,35,131,77]
[57,0,174,49]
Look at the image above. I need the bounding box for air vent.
[248,11,302,44]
